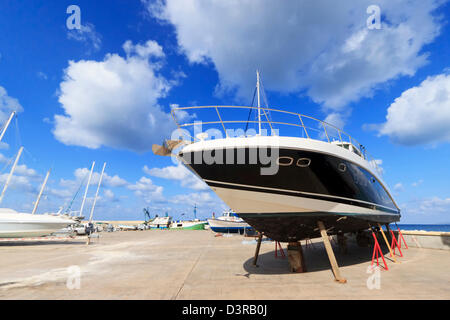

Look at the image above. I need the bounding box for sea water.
[396,224,450,232]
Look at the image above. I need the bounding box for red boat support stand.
[395,222,409,249]
[371,230,388,271]
[274,241,286,259]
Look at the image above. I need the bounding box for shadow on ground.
[440,235,450,247]
[0,240,87,247]
[243,241,392,275]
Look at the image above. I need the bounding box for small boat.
[149,216,172,229]
[0,208,76,238]
[169,205,206,230]
[118,224,138,231]
[170,220,207,230]
[0,124,75,238]
[207,210,253,234]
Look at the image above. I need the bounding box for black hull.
[240,212,397,242]
[180,147,400,241]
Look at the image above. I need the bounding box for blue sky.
[0,0,449,223]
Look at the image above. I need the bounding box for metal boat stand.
[386,224,403,257]
[317,220,347,283]
[274,241,286,259]
[377,223,398,263]
[370,227,388,270]
[395,222,408,249]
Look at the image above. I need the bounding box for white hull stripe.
[206,179,399,215]
[211,186,400,220]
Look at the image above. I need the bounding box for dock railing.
[171,106,382,176]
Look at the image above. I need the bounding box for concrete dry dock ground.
[0,230,448,299]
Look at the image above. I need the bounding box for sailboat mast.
[89,162,106,223]
[0,111,16,142]
[257,70,261,136]
[0,146,23,204]
[79,161,95,217]
[31,168,51,215]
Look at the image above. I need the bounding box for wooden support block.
[317,221,347,283]
[287,242,306,273]
[377,223,397,263]
[252,232,263,267]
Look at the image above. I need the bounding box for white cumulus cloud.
[0,159,42,195]
[53,40,177,152]
[378,73,450,145]
[393,183,404,193]
[146,0,446,110]
[170,191,213,206]
[412,179,424,187]
[403,197,450,216]
[0,86,23,124]
[169,191,228,217]
[67,22,102,52]
[143,163,209,190]
[58,166,129,190]
[73,167,129,188]
[0,152,42,195]
[0,173,36,194]
[127,176,165,203]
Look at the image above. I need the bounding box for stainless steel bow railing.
[170,106,383,176]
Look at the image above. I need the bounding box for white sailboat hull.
[0,211,75,238]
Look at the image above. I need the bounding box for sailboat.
[152,71,400,242]
[0,208,76,238]
[66,162,107,235]
[0,112,75,238]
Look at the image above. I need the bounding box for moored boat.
[0,208,76,238]
[149,216,172,229]
[207,210,253,234]
[170,220,207,230]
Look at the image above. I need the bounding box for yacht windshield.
[335,143,363,158]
